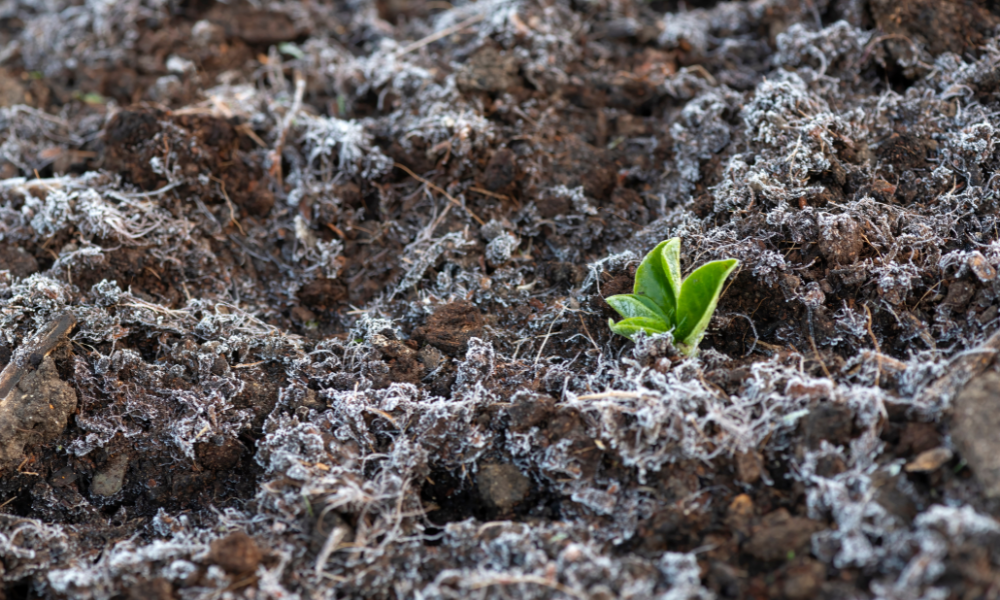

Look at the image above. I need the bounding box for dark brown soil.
[4,0,1000,598]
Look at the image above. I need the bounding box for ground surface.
[3,0,1000,598]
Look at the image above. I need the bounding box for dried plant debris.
[7,0,1000,597]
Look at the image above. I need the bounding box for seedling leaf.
[606,294,669,323]
[659,237,682,303]
[607,316,669,340]
[607,238,738,356]
[674,258,739,349]
[634,239,678,321]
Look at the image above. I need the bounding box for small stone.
[951,371,1000,498]
[50,466,78,488]
[477,463,530,510]
[735,450,765,484]
[745,509,824,562]
[91,454,129,497]
[968,251,997,282]
[904,447,953,473]
[206,531,263,574]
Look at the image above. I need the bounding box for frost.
[299,115,393,180]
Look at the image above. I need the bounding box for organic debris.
[3,0,1000,598]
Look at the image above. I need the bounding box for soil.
[4,0,1000,598]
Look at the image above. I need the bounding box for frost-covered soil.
[4,0,1000,598]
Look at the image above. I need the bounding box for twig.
[394,14,485,56]
[0,312,77,402]
[575,390,644,401]
[270,71,306,186]
[807,334,831,379]
[730,312,758,357]
[863,304,882,387]
[468,575,587,599]
[535,302,567,365]
[913,328,1000,415]
[468,186,509,201]
[393,163,485,226]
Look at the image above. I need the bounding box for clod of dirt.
[547,135,618,202]
[91,453,129,497]
[0,68,28,107]
[0,245,39,278]
[818,215,864,265]
[456,46,520,94]
[206,531,263,575]
[744,509,825,562]
[0,356,77,471]
[734,450,766,484]
[208,8,299,45]
[297,278,348,312]
[413,301,486,357]
[195,438,244,471]
[127,578,174,600]
[951,371,1000,498]
[102,110,274,216]
[802,402,854,449]
[780,558,826,600]
[482,148,519,193]
[477,463,530,511]
[869,0,998,58]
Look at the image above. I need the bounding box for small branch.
[394,14,484,57]
[863,304,881,387]
[574,390,644,401]
[269,71,307,186]
[393,163,485,226]
[468,575,588,599]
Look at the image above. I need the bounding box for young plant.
[606,238,738,356]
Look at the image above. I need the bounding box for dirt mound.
[4,0,1000,598]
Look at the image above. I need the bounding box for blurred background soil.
[3,0,1000,598]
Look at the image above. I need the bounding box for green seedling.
[606,238,738,356]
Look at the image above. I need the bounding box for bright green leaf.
[607,316,669,340]
[659,237,682,303]
[278,42,306,59]
[634,239,677,321]
[606,294,668,322]
[674,258,739,351]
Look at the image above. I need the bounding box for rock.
[735,450,765,484]
[951,371,1000,498]
[456,46,520,93]
[477,463,530,510]
[745,509,824,562]
[91,453,129,497]
[725,493,755,539]
[781,558,826,600]
[206,531,263,574]
[0,356,77,471]
[49,465,78,488]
